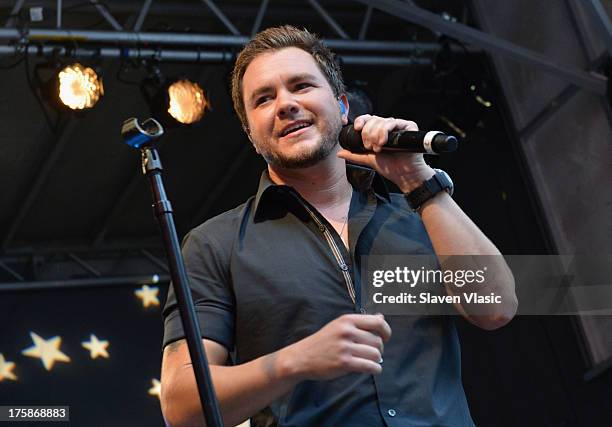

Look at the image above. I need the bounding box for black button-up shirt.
[162,165,474,426]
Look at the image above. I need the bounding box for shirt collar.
[253,163,390,222]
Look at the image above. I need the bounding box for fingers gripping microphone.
[339,124,458,155]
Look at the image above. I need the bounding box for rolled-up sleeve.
[161,225,235,351]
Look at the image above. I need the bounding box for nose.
[275,90,299,118]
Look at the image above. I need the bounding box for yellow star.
[0,353,17,381]
[22,332,70,371]
[82,334,110,359]
[135,284,160,308]
[148,378,162,399]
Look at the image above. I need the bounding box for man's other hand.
[280,313,392,381]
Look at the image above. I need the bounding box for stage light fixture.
[166,79,208,124]
[140,63,209,127]
[57,63,104,110]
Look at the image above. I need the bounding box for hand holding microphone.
[339,122,458,155]
[337,115,456,193]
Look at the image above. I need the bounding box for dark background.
[0,1,610,426]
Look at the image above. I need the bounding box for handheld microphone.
[339,124,458,155]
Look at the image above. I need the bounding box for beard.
[256,116,343,169]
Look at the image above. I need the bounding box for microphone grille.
[432,134,458,153]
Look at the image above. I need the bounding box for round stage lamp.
[167,79,207,124]
[57,63,104,110]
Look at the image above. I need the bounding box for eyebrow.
[248,73,320,105]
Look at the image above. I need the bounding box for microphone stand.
[121,118,224,427]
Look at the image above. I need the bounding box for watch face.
[405,169,455,211]
[434,169,454,196]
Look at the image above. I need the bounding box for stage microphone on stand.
[339,124,458,154]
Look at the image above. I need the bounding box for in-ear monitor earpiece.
[338,100,346,115]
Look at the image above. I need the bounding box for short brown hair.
[231,25,346,131]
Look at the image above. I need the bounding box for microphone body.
[339,125,458,154]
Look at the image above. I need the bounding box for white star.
[82,334,110,359]
[148,378,162,399]
[135,285,160,308]
[22,332,71,371]
[0,353,17,381]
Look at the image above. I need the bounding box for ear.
[244,126,260,153]
[338,95,349,125]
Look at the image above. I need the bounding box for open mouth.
[280,122,312,138]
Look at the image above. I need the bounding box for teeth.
[283,123,310,136]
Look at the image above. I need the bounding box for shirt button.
[359,308,367,314]
[387,409,396,417]
[318,225,326,232]
[340,263,349,271]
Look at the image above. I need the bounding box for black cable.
[82,18,107,29]
[0,13,21,20]
[116,59,144,87]
[432,36,468,79]
[59,1,116,30]
[61,1,115,29]
[63,1,113,12]
[62,1,94,11]
[0,54,25,69]
[23,48,58,134]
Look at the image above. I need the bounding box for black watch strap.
[404,169,453,211]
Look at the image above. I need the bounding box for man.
[160,25,517,427]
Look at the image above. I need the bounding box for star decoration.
[22,332,71,371]
[82,334,110,359]
[0,353,17,381]
[148,378,162,399]
[135,285,160,308]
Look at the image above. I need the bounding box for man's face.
[241,47,346,169]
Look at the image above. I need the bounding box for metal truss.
[518,54,608,141]
[580,0,612,57]
[0,0,459,66]
[0,0,607,93]
[360,0,607,95]
[1,0,610,289]
[0,246,170,290]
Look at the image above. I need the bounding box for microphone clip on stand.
[121,117,224,427]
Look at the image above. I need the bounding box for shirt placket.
[288,188,399,425]
[294,189,380,312]
[301,202,357,305]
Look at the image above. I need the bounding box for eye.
[295,82,312,91]
[254,95,271,106]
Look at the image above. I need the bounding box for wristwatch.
[404,168,454,211]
